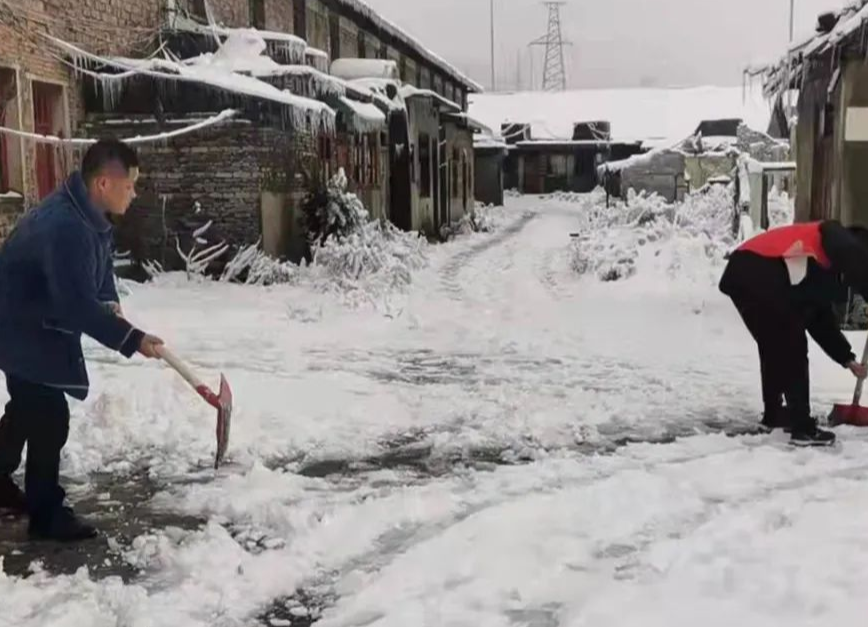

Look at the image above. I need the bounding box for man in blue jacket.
[0,139,163,541]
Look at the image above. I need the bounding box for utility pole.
[516,49,522,91]
[529,2,571,92]
[490,0,496,91]
[789,0,795,41]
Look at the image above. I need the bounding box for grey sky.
[362,0,852,90]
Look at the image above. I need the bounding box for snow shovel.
[829,333,868,427]
[157,346,233,468]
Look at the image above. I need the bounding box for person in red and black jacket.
[720,220,868,447]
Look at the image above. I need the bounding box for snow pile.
[768,187,795,228]
[187,29,279,75]
[469,202,510,233]
[440,203,510,240]
[569,186,734,286]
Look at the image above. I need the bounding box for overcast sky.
[362,0,853,91]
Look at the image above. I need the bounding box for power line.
[529,2,571,92]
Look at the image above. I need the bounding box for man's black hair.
[81,138,139,184]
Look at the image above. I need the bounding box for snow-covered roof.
[516,140,613,148]
[751,1,868,97]
[474,135,508,151]
[328,0,483,93]
[48,34,335,130]
[597,147,686,175]
[350,78,406,112]
[169,14,307,64]
[336,96,387,132]
[400,85,461,112]
[468,86,773,147]
[331,59,400,81]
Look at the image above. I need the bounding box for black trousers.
[0,374,69,519]
[730,294,813,430]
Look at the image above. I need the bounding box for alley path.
[4,195,868,627]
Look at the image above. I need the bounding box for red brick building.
[0,0,481,261]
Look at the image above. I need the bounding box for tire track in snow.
[296,446,868,627]
[267,434,842,624]
[439,211,537,302]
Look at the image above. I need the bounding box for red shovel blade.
[830,403,868,427]
[196,374,233,469]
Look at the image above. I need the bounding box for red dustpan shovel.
[829,333,868,427]
[157,346,233,468]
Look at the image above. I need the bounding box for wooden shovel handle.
[156,346,205,390]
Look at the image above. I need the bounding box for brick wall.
[79,115,317,268]
[0,0,164,206]
[339,17,358,64]
[264,0,294,34]
[204,0,292,33]
[306,0,330,53]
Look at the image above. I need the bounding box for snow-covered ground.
[4,190,868,627]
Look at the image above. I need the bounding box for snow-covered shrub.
[438,202,509,241]
[220,241,300,286]
[311,219,428,300]
[302,168,369,246]
[301,169,428,302]
[569,185,735,285]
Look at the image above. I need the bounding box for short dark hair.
[81,138,139,184]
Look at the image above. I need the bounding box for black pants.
[730,294,813,430]
[0,374,69,519]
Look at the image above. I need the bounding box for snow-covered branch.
[0,109,237,145]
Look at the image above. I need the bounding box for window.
[0,69,22,196]
[293,0,306,39]
[32,81,65,200]
[379,41,387,60]
[318,134,332,182]
[357,32,366,58]
[418,134,431,198]
[399,57,407,83]
[329,13,341,61]
[547,154,568,177]
[249,0,266,29]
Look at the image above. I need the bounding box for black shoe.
[790,426,837,448]
[0,475,27,514]
[761,407,793,433]
[28,506,98,542]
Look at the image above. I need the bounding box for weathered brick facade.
[0,0,482,257]
[79,115,316,266]
[0,0,166,204]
